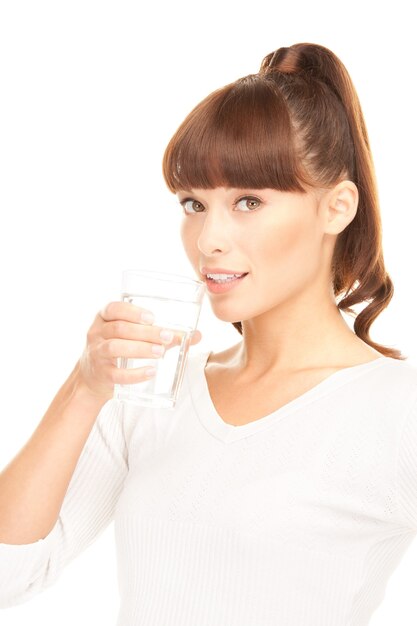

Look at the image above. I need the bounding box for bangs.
[162,75,314,194]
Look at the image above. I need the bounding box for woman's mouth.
[205,272,249,294]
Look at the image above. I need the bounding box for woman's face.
[177,186,334,324]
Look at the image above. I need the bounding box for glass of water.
[113,269,206,409]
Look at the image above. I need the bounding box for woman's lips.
[205,273,248,294]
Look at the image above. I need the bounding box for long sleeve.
[0,398,128,608]
[397,388,417,531]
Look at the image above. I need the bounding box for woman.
[1,43,416,626]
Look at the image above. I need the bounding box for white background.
[0,1,416,624]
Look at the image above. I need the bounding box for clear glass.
[113,269,206,409]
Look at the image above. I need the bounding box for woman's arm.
[0,393,128,608]
[0,300,178,545]
[0,301,200,607]
[0,361,110,545]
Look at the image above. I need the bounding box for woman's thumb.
[190,329,202,344]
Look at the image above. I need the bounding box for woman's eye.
[181,199,205,213]
[180,195,262,214]
[235,196,261,211]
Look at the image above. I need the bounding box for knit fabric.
[1,349,417,625]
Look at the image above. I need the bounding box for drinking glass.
[113,269,205,409]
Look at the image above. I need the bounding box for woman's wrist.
[53,360,114,420]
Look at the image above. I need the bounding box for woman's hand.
[77,301,202,399]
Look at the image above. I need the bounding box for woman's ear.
[324,180,359,235]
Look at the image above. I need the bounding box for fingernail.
[160,329,174,343]
[141,311,154,324]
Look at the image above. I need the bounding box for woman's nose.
[196,210,232,256]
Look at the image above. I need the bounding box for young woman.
[1,43,416,626]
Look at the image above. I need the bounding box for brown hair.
[162,43,406,360]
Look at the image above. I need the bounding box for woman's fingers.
[99,301,154,324]
[78,302,202,399]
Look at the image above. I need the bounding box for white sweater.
[2,349,417,625]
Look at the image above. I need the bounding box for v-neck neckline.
[186,349,391,443]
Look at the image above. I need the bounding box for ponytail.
[256,44,404,360]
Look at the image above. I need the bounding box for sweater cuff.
[0,520,61,607]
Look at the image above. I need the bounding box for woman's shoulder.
[361,355,417,414]
[377,354,417,380]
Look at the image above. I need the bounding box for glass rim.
[122,268,205,287]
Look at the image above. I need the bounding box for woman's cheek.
[180,219,200,268]
[253,218,299,262]
[259,218,315,280]
[180,218,192,250]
